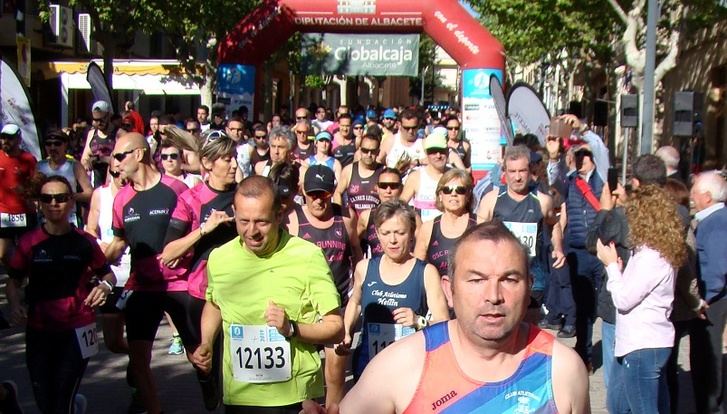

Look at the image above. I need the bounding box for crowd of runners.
[0,99,725,414]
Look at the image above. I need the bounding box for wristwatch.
[286,320,298,339]
[415,315,428,331]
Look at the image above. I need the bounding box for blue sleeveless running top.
[354,255,428,378]
[403,321,558,413]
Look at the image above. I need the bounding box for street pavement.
[1,274,698,414]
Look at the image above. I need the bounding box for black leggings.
[124,290,199,348]
[26,328,89,414]
[225,403,303,414]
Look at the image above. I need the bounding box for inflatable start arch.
[218,0,506,180]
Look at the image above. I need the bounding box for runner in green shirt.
[192,175,343,413]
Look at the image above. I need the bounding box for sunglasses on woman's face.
[161,153,180,161]
[377,182,401,190]
[440,186,467,195]
[39,193,72,204]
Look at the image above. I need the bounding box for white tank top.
[97,185,131,287]
[37,159,79,224]
[386,134,425,169]
[413,167,442,222]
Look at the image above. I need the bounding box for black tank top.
[333,140,356,168]
[293,144,313,162]
[250,148,270,166]
[426,213,477,276]
[348,163,382,214]
[493,187,545,259]
[296,204,352,304]
[89,128,116,187]
[365,212,383,257]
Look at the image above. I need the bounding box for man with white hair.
[690,170,727,414]
[655,145,682,183]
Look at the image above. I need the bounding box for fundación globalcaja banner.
[301,33,419,77]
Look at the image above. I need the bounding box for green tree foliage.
[468,0,618,68]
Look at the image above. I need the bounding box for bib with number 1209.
[230,324,291,383]
[75,323,99,359]
[503,221,538,257]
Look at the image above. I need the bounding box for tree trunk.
[200,69,214,108]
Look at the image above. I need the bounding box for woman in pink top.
[596,184,686,414]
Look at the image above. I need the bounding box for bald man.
[105,132,217,413]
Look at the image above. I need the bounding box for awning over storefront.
[39,59,202,127]
[40,59,202,95]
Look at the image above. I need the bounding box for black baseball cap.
[304,165,335,194]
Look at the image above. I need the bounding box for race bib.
[0,213,26,228]
[504,221,538,257]
[229,324,291,383]
[366,322,415,359]
[75,323,99,359]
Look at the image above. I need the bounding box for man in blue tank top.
[476,145,568,328]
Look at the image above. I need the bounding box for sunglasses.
[161,153,180,161]
[353,126,363,130]
[426,148,447,155]
[400,126,417,132]
[0,134,18,140]
[440,186,468,195]
[109,170,121,178]
[307,191,331,199]
[384,117,396,121]
[254,135,267,139]
[203,130,228,146]
[296,116,307,120]
[447,127,460,131]
[360,147,379,155]
[377,182,401,190]
[112,148,142,162]
[39,193,72,204]
[44,140,64,147]
[295,130,307,135]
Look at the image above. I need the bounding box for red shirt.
[0,150,36,213]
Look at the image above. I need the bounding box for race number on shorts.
[229,324,291,383]
[366,322,415,359]
[504,221,537,257]
[75,323,99,359]
[0,213,26,228]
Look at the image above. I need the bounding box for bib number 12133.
[230,324,291,383]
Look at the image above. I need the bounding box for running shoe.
[127,388,146,414]
[73,394,87,414]
[167,336,184,355]
[0,381,23,414]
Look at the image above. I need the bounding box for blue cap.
[315,131,333,141]
[353,117,365,127]
[383,109,397,119]
[366,109,377,119]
